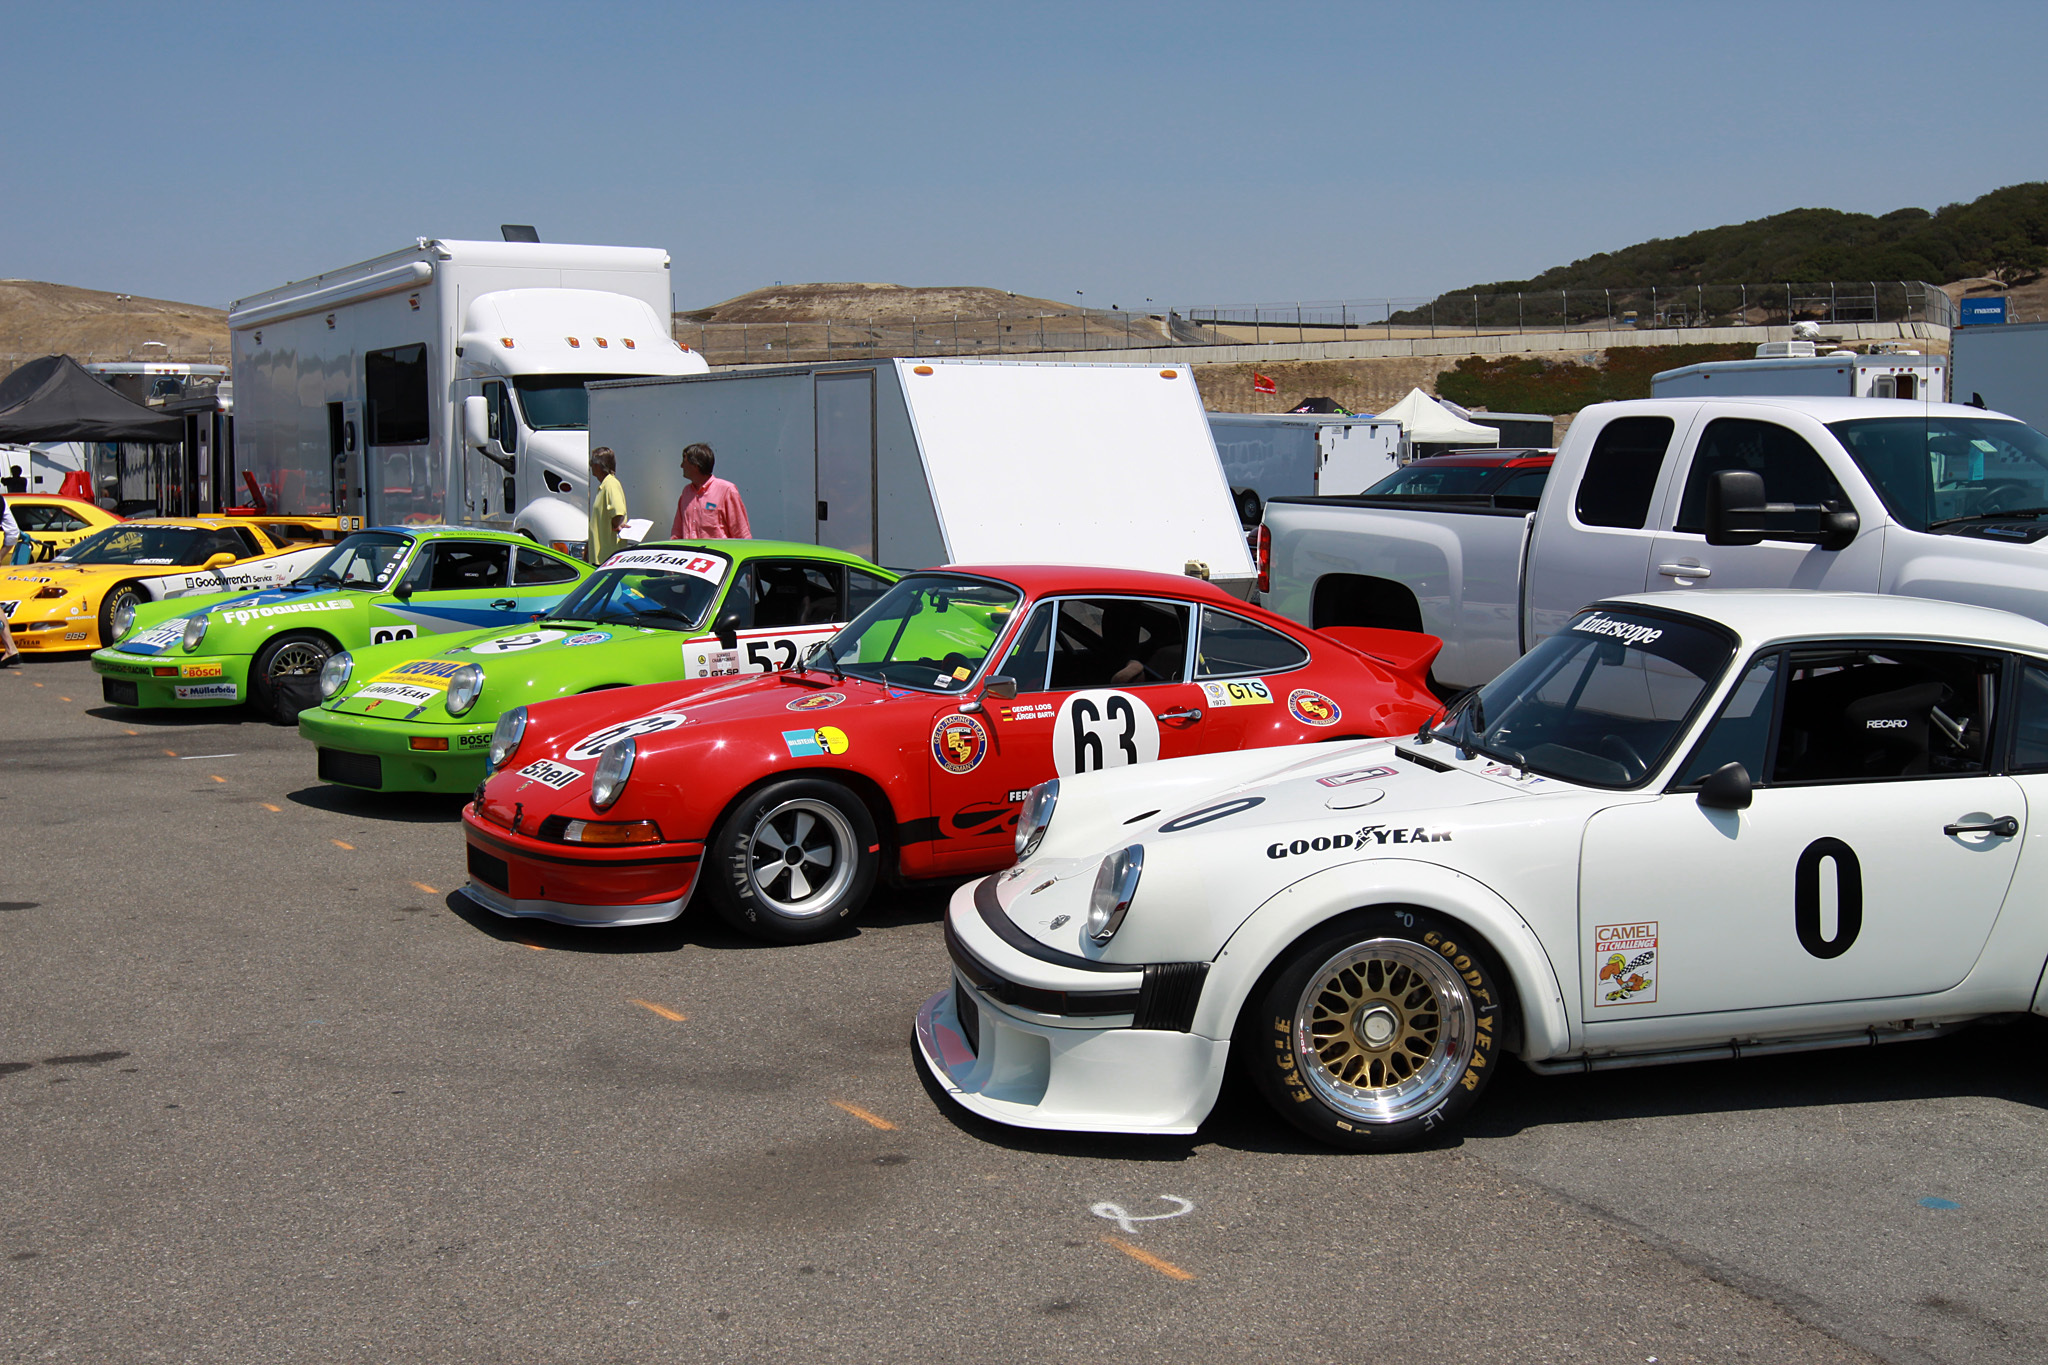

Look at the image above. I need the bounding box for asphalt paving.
[4,652,2043,1364]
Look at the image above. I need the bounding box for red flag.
[1252,371,1277,395]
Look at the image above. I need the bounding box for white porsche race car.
[917,590,2048,1148]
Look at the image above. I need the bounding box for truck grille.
[467,845,509,892]
[101,678,138,707]
[316,748,382,789]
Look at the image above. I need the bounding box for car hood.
[113,585,362,655]
[329,620,682,718]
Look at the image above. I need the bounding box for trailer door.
[333,399,366,519]
[815,370,876,558]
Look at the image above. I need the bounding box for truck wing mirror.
[1696,761,1753,810]
[463,396,489,449]
[1817,508,1860,552]
[1704,469,1768,546]
[714,611,741,650]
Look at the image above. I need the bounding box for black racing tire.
[97,581,145,646]
[1244,907,1504,1149]
[251,630,336,724]
[705,778,879,944]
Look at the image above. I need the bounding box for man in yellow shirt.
[587,446,627,564]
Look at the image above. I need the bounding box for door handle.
[491,598,516,609]
[1944,816,2019,838]
[1158,707,1203,724]
[1658,562,1712,579]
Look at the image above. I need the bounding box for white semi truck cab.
[229,239,708,544]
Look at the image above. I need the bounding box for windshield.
[1436,608,1733,788]
[293,532,412,590]
[1828,416,2048,532]
[544,547,731,631]
[512,374,643,431]
[818,573,1023,692]
[57,525,242,566]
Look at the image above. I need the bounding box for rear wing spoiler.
[1316,625,1443,692]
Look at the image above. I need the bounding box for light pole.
[1076,291,1085,349]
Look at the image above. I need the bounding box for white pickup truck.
[1261,395,2048,691]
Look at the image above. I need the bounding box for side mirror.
[463,395,490,449]
[1704,469,1767,546]
[983,675,1018,701]
[1696,761,1753,811]
[202,552,235,569]
[714,611,740,650]
[1817,508,1860,552]
[392,579,414,600]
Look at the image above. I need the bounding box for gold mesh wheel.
[1292,937,1475,1126]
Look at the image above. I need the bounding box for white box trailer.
[588,358,1257,594]
[1205,411,1403,515]
[1952,320,2048,432]
[228,238,708,545]
[1652,345,1946,401]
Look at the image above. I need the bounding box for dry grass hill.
[0,280,229,379]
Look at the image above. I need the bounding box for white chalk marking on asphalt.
[176,753,240,760]
[1090,1195,1194,1234]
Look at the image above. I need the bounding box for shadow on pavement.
[287,783,470,824]
[86,704,274,728]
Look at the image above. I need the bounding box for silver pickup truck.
[1261,395,2048,691]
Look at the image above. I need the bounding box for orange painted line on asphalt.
[124,729,138,736]
[33,682,44,688]
[164,748,177,757]
[1101,1235,1195,1281]
[58,696,71,702]
[629,998,687,1022]
[412,882,439,895]
[520,942,547,952]
[261,803,280,813]
[332,840,355,850]
[209,775,227,784]
[830,1100,897,1131]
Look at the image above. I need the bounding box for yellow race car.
[0,514,341,652]
[6,496,125,559]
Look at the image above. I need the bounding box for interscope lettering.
[1570,613,1663,646]
[1266,823,1454,858]
[219,599,352,627]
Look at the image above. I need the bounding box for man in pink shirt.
[670,442,752,540]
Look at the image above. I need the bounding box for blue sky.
[5,1,2043,311]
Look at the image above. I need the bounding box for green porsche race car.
[90,526,589,721]
[297,540,897,793]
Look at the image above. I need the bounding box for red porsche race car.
[461,564,1442,942]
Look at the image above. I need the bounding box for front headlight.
[488,706,527,772]
[181,615,209,651]
[318,651,354,699]
[111,599,138,641]
[590,736,637,810]
[1015,778,1059,861]
[445,663,484,716]
[1085,844,1145,943]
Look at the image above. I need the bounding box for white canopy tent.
[1375,388,1499,447]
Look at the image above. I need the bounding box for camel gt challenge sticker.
[932,714,990,774]
[1288,688,1342,726]
[786,691,846,712]
[1593,922,1658,1006]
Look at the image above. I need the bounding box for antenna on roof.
[501,225,540,243]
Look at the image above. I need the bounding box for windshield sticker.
[1319,766,1397,787]
[565,713,691,761]
[601,548,729,583]
[563,631,612,646]
[1287,689,1342,727]
[1594,923,1658,1006]
[783,726,850,758]
[932,715,990,774]
[469,630,570,655]
[174,682,238,700]
[129,618,191,652]
[218,598,351,628]
[515,758,583,791]
[1159,797,1266,832]
[787,691,845,712]
[1571,613,1664,646]
[1201,678,1274,707]
[1052,690,1162,778]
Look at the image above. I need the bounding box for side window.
[848,570,892,618]
[423,541,511,591]
[514,545,579,585]
[15,506,54,531]
[364,344,431,446]
[1773,647,2000,784]
[1195,607,1310,678]
[1049,597,1190,689]
[484,380,517,454]
[1494,468,1549,500]
[1676,419,1851,536]
[228,527,263,556]
[1675,653,1781,787]
[1001,602,1056,692]
[2010,662,2048,772]
[1575,416,1674,529]
[753,562,840,628]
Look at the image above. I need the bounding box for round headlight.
[590,736,637,810]
[1084,845,1145,943]
[111,599,138,641]
[318,651,354,699]
[445,662,484,716]
[488,706,527,772]
[1015,778,1060,862]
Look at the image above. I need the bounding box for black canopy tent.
[0,354,183,442]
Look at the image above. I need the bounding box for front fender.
[1196,857,1572,1061]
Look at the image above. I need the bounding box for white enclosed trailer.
[1952,320,2048,433]
[589,358,1257,594]
[228,238,707,545]
[1652,342,1946,401]
[1206,411,1403,514]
